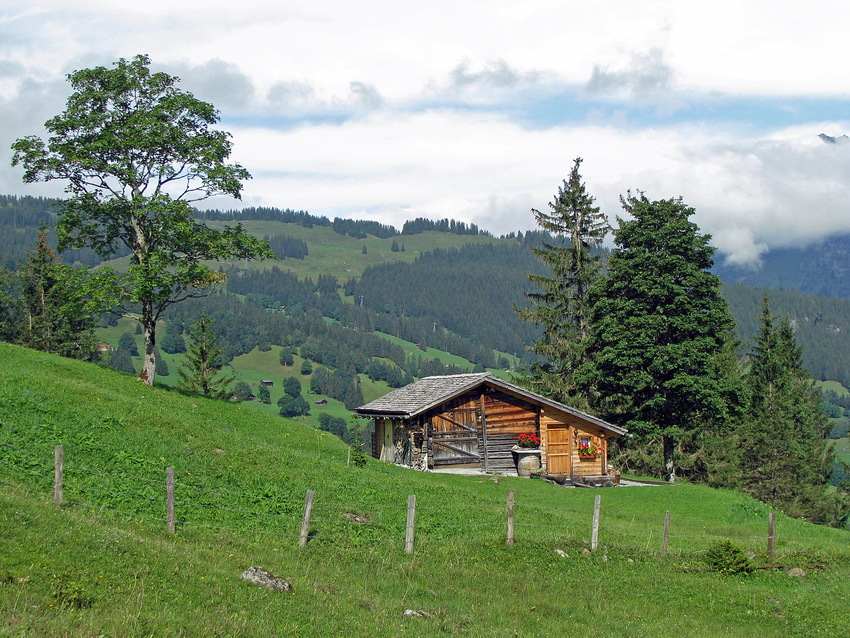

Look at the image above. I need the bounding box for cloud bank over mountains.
[1,1,849,266]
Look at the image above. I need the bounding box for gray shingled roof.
[356,373,490,418]
[355,372,626,437]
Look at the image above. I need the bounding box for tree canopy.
[11,54,273,386]
[740,298,847,522]
[577,194,739,482]
[517,158,609,406]
[176,310,234,399]
[12,225,106,360]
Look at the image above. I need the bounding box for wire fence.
[1,444,848,558]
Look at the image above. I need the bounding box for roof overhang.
[354,373,627,438]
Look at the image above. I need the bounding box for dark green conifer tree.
[741,298,847,523]
[17,225,102,360]
[118,332,139,356]
[176,310,234,398]
[110,348,136,375]
[517,158,609,406]
[155,351,169,377]
[279,346,294,367]
[0,266,20,342]
[577,194,740,482]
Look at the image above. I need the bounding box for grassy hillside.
[96,315,496,429]
[1,343,849,636]
[100,223,503,283]
[206,223,502,282]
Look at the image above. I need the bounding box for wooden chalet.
[355,373,626,481]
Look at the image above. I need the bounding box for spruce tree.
[118,332,139,356]
[576,194,739,482]
[0,266,17,342]
[110,348,136,375]
[18,225,101,360]
[279,346,294,366]
[176,310,234,398]
[741,298,846,523]
[517,158,609,405]
[155,351,169,377]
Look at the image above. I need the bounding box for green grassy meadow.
[184,223,501,282]
[819,380,850,396]
[1,342,849,636]
[96,312,508,430]
[835,438,850,465]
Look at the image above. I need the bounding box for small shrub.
[704,539,753,574]
[52,573,95,608]
[349,421,368,467]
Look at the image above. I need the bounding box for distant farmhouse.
[356,373,625,483]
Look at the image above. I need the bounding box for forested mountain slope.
[6,193,850,386]
[724,284,850,385]
[352,240,546,355]
[714,233,850,298]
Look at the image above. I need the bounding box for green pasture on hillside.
[835,438,850,465]
[201,223,502,281]
[96,317,388,424]
[819,380,850,396]
[1,343,850,636]
[95,313,514,429]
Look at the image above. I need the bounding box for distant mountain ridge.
[714,233,850,299]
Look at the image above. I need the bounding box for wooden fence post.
[591,494,601,551]
[299,490,315,548]
[767,512,776,563]
[405,494,416,554]
[166,467,176,534]
[53,445,63,507]
[506,489,515,547]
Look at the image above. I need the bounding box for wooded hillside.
[6,194,850,388]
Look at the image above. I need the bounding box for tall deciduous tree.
[11,54,273,386]
[741,298,846,523]
[258,383,271,404]
[577,194,738,482]
[177,310,234,399]
[517,158,610,406]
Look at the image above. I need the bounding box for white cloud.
[224,112,850,266]
[3,0,850,266]
[585,48,674,101]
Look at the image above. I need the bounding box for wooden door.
[375,419,395,462]
[429,408,481,467]
[547,426,571,475]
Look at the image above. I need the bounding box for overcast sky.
[2,1,849,265]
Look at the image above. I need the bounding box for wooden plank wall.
[540,410,609,476]
[401,388,617,477]
[483,391,537,434]
[482,390,537,472]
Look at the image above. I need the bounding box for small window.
[578,436,598,457]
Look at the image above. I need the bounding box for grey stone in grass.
[404,609,435,618]
[240,566,293,591]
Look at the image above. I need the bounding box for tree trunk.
[663,435,675,483]
[139,300,156,387]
